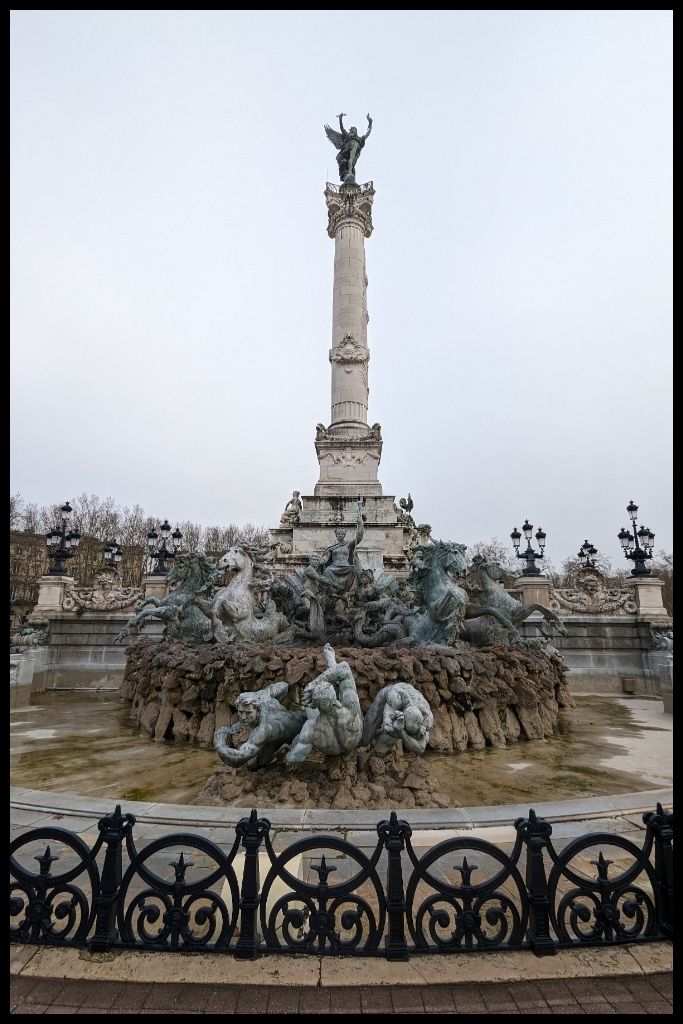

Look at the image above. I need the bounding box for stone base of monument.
[196,747,452,810]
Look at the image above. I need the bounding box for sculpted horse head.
[411,541,468,583]
[166,552,220,595]
[219,545,254,574]
[218,542,276,593]
[469,554,507,589]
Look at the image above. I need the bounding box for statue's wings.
[324,124,345,150]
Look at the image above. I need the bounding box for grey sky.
[10,10,672,565]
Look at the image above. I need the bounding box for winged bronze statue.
[324,113,373,185]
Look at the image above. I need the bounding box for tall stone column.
[315,182,383,497]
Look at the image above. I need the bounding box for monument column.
[327,183,373,431]
[314,182,383,496]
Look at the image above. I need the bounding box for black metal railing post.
[515,808,556,956]
[88,805,136,952]
[643,803,674,939]
[235,809,270,959]
[378,811,411,961]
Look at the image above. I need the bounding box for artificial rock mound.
[121,638,571,760]
[196,746,450,810]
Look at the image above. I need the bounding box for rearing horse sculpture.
[462,554,568,646]
[353,542,522,647]
[193,544,289,645]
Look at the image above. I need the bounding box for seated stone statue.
[213,682,306,769]
[316,498,365,594]
[361,682,434,755]
[280,490,302,526]
[286,643,363,763]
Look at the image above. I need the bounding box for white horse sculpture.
[194,544,289,645]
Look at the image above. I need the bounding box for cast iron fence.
[9,803,673,960]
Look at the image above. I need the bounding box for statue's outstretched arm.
[338,113,347,134]
[363,113,373,140]
[214,726,268,767]
[352,498,365,551]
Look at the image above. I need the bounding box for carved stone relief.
[548,572,637,615]
[62,572,144,612]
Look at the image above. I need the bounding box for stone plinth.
[314,430,383,497]
[512,576,552,607]
[31,575,74,617]
[627,577,670,622]
[143,576,169,601]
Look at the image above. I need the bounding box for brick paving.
[9,973,674,1014]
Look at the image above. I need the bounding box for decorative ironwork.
[547,834,658,946]
[9,804,672,959]
[510,520,546,576]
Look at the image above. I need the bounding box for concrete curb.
[10,942,673,988]
[10,786,673,832]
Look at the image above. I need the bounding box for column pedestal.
[513,576,552,607]
[626,577,670,623]
[143,576,169,602]
[30,575,74,618]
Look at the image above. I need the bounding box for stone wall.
[120,638,571,754]
[521,614,664,695]
[31,613,130,690]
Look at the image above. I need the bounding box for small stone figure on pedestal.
[280,491,302,526]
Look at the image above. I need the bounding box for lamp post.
[102,538,123,571]
[578,540,598,570]
[45,501,81,576]
[147,519,183,576]
[618,500,655,577]
[510,519,546,576]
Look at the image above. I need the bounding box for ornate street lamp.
[510,519,546,576]
[45,501,81,576]
[578,540,599,569]
[102,538,123,571]
[618,500,655,577]
[147,519,183,576]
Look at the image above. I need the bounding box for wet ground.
[9,690,672,806]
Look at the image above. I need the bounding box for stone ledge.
[9,942,673,988]
[10,786,673,831]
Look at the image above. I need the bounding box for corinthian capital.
[325,182,375,238]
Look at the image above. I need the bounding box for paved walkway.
[10,943,674,1015]
[9,971,674,1014]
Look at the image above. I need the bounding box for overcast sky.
[10,10,672,565]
